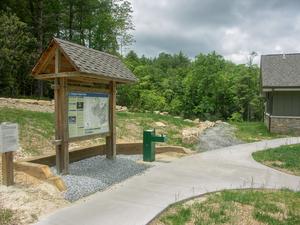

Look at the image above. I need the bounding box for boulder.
[116,105,128,112]
[182,120,216,144]
[155,122,167,127]
[193,118,200,124]
[182,127,203,144]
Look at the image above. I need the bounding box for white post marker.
[0,122,19,186]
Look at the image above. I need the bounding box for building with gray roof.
[261,53,300,134]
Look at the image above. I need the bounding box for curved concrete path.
[36,137,300,225]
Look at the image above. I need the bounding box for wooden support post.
[54,48,69,174]
[61,77,69,174]
[106,81,116,159]
[2,152,14,186]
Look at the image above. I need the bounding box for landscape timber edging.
[21,142,191,166]
[14,143,191,191]
[14,161,67,191]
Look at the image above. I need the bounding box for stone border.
[265,113,300,134]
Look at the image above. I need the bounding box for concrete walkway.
[36,137,300,225]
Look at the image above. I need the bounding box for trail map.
[68,92,109,138]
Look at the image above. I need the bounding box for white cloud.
[128,0,300,64]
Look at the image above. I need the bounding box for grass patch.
[0,208,14,225]
[152,189,300,225]
[0,107,54,139]
[0,108,196,158]
[231,122,288,142]
[160,206,192,225]
[253,144,300,176]
[117,112,195,148]
[0,107,54,156]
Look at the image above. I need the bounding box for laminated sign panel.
[68,92,109,138]
[0,123,19,153]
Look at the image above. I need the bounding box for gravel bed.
[52,154,150,202]
[198,122,243,151]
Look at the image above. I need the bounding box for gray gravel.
[52,155,150,202]
[198,122,243,151]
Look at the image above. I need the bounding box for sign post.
[0,123,19,186]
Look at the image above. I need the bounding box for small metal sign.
[0,123,19,153]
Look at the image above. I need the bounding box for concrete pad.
[35,137,300,225]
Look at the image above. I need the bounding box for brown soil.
[0,98,54,113]
[0,171,68,225]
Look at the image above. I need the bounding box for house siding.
[272,91,300,116]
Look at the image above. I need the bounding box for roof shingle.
[261,53,300,88]
[53,38,137,83]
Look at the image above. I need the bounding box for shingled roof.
[32,38,137,83]
[261,53,300,88]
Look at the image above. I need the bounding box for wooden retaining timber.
[14,143,191,191]
[24,143,190,166]
[14,161,67,191]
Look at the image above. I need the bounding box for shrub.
[229,112,243,122]
[139,90,166,111]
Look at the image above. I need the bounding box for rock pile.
[182,120,218,144]
[116,105,128,112]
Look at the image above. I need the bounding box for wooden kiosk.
[32,38,137,174]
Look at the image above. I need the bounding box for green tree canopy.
[0,12,37,96]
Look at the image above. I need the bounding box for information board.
[68,92,109,138]
[0,123,19,153]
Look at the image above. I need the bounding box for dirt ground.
[0,170,68,225]
[0,98,54,113]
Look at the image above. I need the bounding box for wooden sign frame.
[53,49,116,174]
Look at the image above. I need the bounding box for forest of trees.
[119,51,262,121]
[0,0,133,97]
[0,1,263,121]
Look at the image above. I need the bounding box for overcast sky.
[128,0,300,64]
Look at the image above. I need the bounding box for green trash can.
[143,129,167,162]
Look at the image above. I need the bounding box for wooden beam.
[2,152,14,186]
[34,72,79,80]
[67,85,110,94]
[32,41,57,75]
[54,48,69,174]
[33,70,134,84]
[54,49,62,173]
[72,75,111,84]
[106,81,117,159]
[67,80,109,88]
[61,77,69,174]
